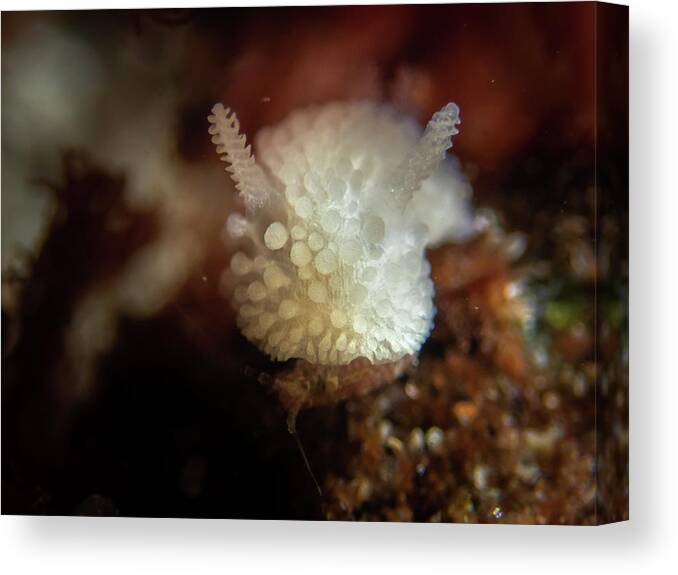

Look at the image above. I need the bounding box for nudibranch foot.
[274,356,415,430]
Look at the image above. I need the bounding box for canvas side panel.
[595,1,629,525]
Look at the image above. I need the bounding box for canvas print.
[1,2,628,524]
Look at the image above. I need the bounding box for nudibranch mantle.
[209,100,472,365]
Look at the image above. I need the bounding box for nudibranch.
[209,101,472,366]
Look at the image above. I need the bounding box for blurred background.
[1,4,628,523]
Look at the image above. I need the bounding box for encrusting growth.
[209,100,472,366]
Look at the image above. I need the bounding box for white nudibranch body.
[209,100,473,365]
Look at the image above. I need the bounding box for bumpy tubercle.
[208,100,464,367]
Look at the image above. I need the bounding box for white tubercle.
[209,100,474,365]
